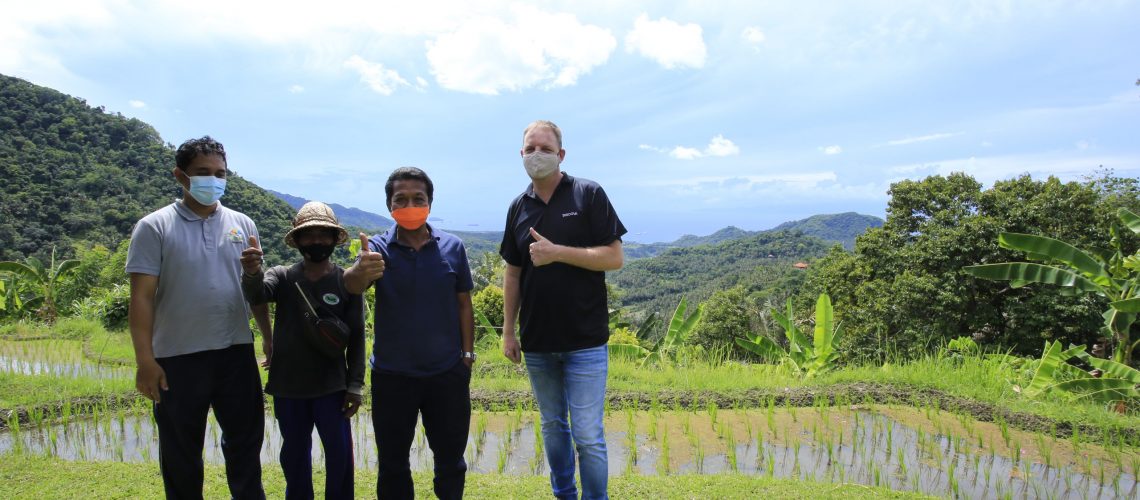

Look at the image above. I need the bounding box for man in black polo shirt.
[500,120,626,500]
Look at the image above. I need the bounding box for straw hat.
[284,201,349,248]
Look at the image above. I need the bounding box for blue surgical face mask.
[188,176,226,205]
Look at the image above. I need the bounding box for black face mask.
[298,243,336,263]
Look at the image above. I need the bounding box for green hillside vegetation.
[623,213,882,259]
[0,74,296,267]
[797,172,1140,362]
[610,229,832,335]
[772,212,884,249]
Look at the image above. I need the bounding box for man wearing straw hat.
[240,201,366,500]
[344,166,475,500]
[126,136,267,499]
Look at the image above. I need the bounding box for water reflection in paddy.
[2,406,1136,499]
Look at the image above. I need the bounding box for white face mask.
[523,151,560,180]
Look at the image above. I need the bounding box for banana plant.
[0,247,80,323]
[609,297,701,367]
[735,293,845,378]
[1021,340,1139,406]
[964,208,1140,365]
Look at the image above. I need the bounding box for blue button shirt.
[368,224,473,376]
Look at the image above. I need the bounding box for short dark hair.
[175,136,227,171]
[385,167,434,208]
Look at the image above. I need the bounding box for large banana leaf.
[50,259,81,285]
[608,343,649,360]
[963,263,1103,294]
[1024,341,1087,397]
[643,298,701,366]
[734,336,784,362]
[1110,297,1140,313]
[1053,378,1140,404]
[1083,356,1140,384]
[1119,208,1140,234]
[0,261,40,282]
[997,233,1111,286]
[812,293,835,369]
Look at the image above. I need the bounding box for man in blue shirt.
[500,120,626,500]
[345,167,475,500]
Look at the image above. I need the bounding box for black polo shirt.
[500,173,627,353]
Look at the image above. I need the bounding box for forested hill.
[0,74,296,264]
[610,229,834,321]
[268,189,394,231]
[772,212,883,249]
[623,212,882,259]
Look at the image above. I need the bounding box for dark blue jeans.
[154,343,265,500]
[371,361,471,500]
[274,391,354,500]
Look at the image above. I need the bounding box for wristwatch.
[461,351,477,362]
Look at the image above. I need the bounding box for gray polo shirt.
[126,200,259,358]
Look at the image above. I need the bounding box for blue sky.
[3,1,1138,243]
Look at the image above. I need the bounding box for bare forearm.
[250,303,272,343]
[129,296,156,362]
[502,265,521,338]
[550,240,623,271]
[457,292,474,352]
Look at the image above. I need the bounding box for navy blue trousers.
[154,343,265,500]
[372,361,471,500]
[274,391,354,500]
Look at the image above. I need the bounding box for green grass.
[0,371,134,408]
[0,456,928,499]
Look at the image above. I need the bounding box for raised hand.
[240,235,263,276]
[357,232,385,282]
[528,227,559,266]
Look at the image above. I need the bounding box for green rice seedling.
[1036,434,1053,469]
[949,463,959,498]
[744,413,753,445]
[789,404,797,422]
[725,426,737,472]
[997,415,1011,449]
[648,410,659,441]
[885,419,893,455]
[766,450,775,477]
[706,400,718,427]
[1012,440,1021,468]
[474,412,489,456]
[896,448,907,477]
[765,399,776,436]
[497,439,510,473]
[625,414,638,466]
[658,428,671,475]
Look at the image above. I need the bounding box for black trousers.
[154,343,265,500]
[372,361,471,500]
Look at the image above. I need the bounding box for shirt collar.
[379,223,440,249]
[524,172,573,200]
[173,199,223,221]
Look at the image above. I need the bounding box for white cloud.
[705,135,740,157]
[669,146,702,160]
[885,132,961,146]
[426,5,615,95]
[883,152,1140,185]
[343,55,409,95]
[414,76,429,89]
[625,14,706,69]
[742,26,766,44]
[1076,140,1091,150]
[820,145,842,155]
[288,84,305,93]
[643,135,740,160]
[128,100,146,108]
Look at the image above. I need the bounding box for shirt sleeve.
[499,200,523,266]
[588,184,627,246]
[454,241,474,293]
[125,217,162,276]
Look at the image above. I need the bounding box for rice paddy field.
[2,322,1138,499]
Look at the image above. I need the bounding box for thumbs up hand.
[528,227,558,267]
[240,235,264,276]
[356,232,385,282]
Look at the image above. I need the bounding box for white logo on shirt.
[562,211,578,218]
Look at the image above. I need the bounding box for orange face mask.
[391,207,429,230]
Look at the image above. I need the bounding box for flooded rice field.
[2,403,1137,499]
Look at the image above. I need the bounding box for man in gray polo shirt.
[127,136,267,499]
